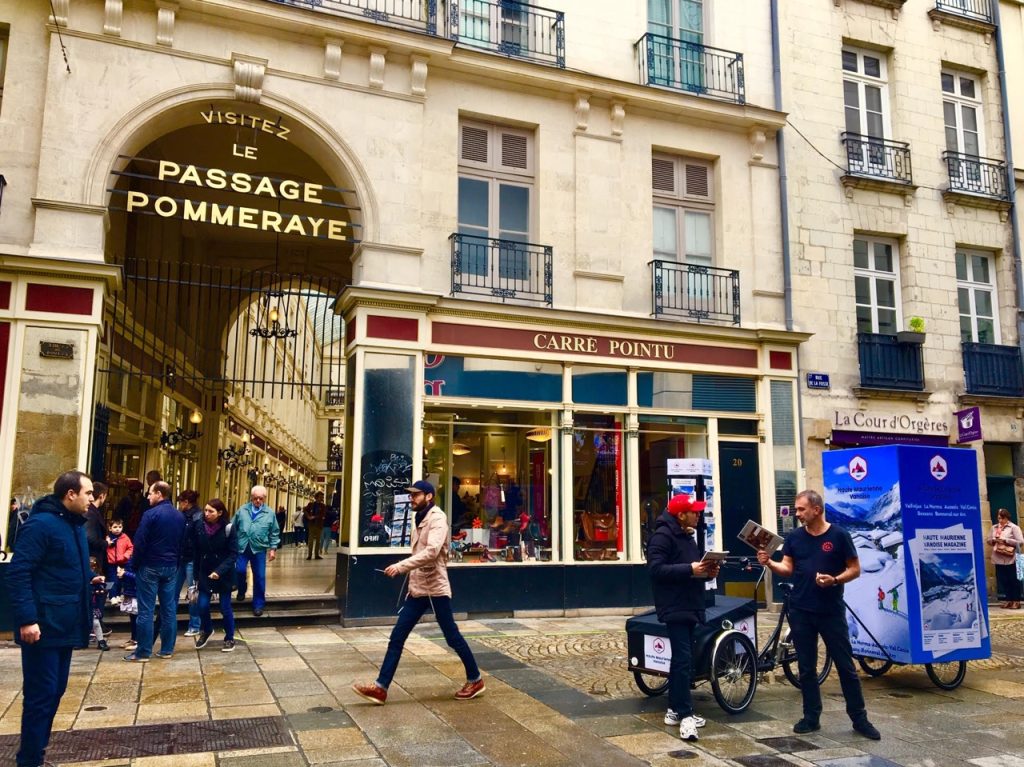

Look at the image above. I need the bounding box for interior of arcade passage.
[355,352,783,566]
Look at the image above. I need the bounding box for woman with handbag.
[188,499,240,650]
[988,508,1023,609]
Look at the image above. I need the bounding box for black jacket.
[5,495,92,648]
[647,511,706,626]
[187,519,239,594]
[84,504,107,564]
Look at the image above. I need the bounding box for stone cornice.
[0,254,122,290]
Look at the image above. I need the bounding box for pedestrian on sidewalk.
[187,498,239,652]
[322,505,338,553]
[88,556,110,651]
[352,480,485,705]
[124,481,185,662]
[646,494,718,741]
[105,518,133,600]
[303,492,327,560]
[6,470,95,767]
[988,508,1023,609]
[233,485,279,617]
[174,489,204,637]
[757,490,881,741]
[292,506,306,547]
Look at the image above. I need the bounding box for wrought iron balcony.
[449,0,565,68]
[841,133,913,184]
[858,333,924,391]
[650,260,740,325]
[942,151,1008,200]
[450,233,553,306]
[962,343,1024,397]
[324,387,345,407]
[935,0,993,24]
[636,33,744,104]
[267,0,438,34]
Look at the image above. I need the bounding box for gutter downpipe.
[770,0,806,467]
[992,0,1024,367]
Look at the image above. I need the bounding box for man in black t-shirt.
[757,490,881,741]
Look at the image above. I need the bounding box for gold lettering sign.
[200,110,291,141]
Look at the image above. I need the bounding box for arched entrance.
[94,99,361,599]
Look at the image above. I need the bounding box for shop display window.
[572,367,627,406]
[572,414,625,561]
[424,354,560,401]
[423,408,554,564]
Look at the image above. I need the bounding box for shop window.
[572,414,625,561]
[423,354,560,401]
[652,154,714,266]
[572,366,627,406]
[956,249,998,344]
[424,408,554,564]
[638,369,692,409]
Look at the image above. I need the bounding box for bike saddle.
[777,582,794,592]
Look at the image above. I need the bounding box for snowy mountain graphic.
[825,482,902,533]
[919,558,961,591]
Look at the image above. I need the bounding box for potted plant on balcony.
[897,316,926,345]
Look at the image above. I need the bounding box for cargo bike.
[626,558,833,714]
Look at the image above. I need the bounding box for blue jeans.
[666,622,695,718]
[135,564,179,657]
[197,590,235,641]
[236,547,267,611]
[320,526,332,552]
[174,560,202,633]
[17,644,72,767]
[377,595,480,689]
[789,607,866,723]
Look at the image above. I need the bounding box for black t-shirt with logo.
[781,524,858,614]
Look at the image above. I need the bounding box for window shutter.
[500,132,529,171]
[692,375,756,413]
[684,164,710,198]
[460,124,489,165]
[652,157,676,194]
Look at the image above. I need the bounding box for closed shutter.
[460,124,489,166]
[683,163,710,197]
[770,380,795,445]
[692,375,756,412]
[652,157,676,194]
[500,132,529,171]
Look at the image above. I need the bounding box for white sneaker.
[184,629,200,637]
[679,716,700,741]
[665,709,705,727]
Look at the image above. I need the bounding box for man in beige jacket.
[352,480,484,705]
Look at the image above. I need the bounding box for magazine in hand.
[737,520,784,554]
[700,550,730,563]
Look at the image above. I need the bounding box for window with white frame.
[854,237,900,335]
[942,71,984,157]
[652,154,713,266]
[956,249,998,344]
[842,47,889,140]
[457,121,534,279]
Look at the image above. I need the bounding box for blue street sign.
[806,372,830,389]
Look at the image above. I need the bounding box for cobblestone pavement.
[0,608,1020,767]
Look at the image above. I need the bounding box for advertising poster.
[824,446,989,664]
[389,493,412,547]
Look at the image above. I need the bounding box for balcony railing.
[650,260,740,325]
[935,0,993,24]
[943,151,1008,200]
[963,343,1024,397]
[842,133,913,184]
[636,33,745,104]
[324,387,345,407]
[267,0,438,34]
[449,0,565,68]
[450,233,553,306]
[858,333,924,391]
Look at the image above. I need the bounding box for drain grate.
[0,716,292,761]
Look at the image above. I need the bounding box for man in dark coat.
[6,470,96,767]
[84,481,109,565]
[646,494,719,742]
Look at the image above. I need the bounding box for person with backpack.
[187,498,239,652]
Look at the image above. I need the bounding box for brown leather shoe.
[352,682,387,705]
[455,679,486,700]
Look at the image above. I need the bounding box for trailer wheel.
[857,656,893,677]
[925,661,966,690]
[709,631,758,714]
[633,670,669,696]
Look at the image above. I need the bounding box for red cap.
[370,514,382,523]
[668,495,706,514]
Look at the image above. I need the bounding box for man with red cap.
[647,493,719,742]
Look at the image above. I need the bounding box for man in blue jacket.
[124,481,185,661]
[234,485,280,617]
[647,494,719,743]
[6,470,96,767]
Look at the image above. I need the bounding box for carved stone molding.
[49,0,69,25]
[324,38,343,81]
[369,47,387,89]
[103,0,123,36]
[749,127,767,162]
[156,1,178,47]
[232,54,267,104]
[610,102,625,137]
[574,93,590,131]
[410,55,428,96]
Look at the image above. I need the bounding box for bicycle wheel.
[925,661,967,690]
[709,631,758,714]
[857,656,893,677]
[633,670,669,696]
[780,629,833,688]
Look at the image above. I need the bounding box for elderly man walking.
[125,481,186,662]
[234,485,280,617]
[7,470,97,767]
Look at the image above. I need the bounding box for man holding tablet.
[647,494,719,742]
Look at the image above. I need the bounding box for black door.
[986,475,1016,524]
[717,442,761,591]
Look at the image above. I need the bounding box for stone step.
[101,594,339,628]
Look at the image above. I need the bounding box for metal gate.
[101,258,346,400]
